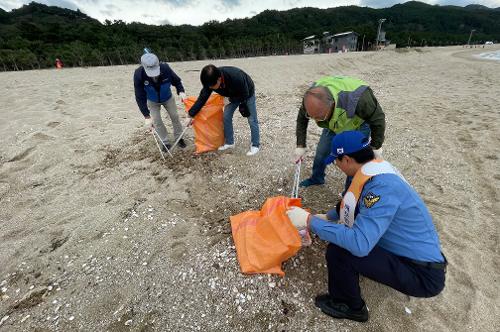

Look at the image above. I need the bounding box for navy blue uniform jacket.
[133,63,185,117]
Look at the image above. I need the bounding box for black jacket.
[188,66,255,117]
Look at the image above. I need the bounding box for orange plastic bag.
[183,94,224,153]
[230,196,302,276]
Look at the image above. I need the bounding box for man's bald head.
[303,86,335,122]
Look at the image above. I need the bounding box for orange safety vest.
[339,160,405,227]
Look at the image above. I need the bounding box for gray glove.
[144,117,153,130]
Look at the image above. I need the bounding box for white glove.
[286,206,310,230]
[294,147,306,163]
[314,214,329,220]
[179,92,187,101]
[373,147,383,159]
[144,117,153,130]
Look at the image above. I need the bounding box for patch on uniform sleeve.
[363,192,380,208]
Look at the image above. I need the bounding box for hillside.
[0,1,499,70]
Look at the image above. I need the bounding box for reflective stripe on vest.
[340,160,405,227]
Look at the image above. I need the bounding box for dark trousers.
[326,244,446,309]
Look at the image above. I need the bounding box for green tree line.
[0,1,499,71]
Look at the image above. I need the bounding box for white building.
[327,31,359,52]
[303,35,320,54]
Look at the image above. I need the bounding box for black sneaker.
[299,178,325,187]
[314,294,368,322]
[177,138,187,149]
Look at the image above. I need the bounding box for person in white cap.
[133,52,187,150]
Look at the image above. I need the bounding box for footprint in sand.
[168,223,190,260]
[47,121,61,128]
[170,223,189,240]
[48,231,69,253]
[170,241,188,260]
[8,146,36,163]
[31,132,55,141]
[54,99,70,113]
[0,182,10,199]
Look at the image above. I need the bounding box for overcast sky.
[1,0,499,25]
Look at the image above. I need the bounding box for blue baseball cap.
[324,130,370,165]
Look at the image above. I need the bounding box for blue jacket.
[133,63,185,117]
[310,173,444,263]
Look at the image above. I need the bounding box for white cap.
[141,53,160,77]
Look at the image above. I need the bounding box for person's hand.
[373,147,383,159]
[286,206,310,230]
[294,147,306,163]
[179,92,187,102]
[144,117,153,130]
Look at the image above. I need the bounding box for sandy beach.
[0,45,499,331]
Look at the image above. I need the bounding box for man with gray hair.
[133,52,187,150]
[295,76,386,187]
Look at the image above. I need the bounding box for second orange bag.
[230,196,302,276]
[183,94,224,153]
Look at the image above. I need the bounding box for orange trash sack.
[183,94,224,154]
[230,196,303,276]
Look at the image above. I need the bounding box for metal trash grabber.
[151,131,166,160]
[152,127,173,158]
[291,159,302,198]
[170,121,191,151]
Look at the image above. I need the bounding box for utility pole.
[467,29,476,46]
[376,18,386,50]
[361,34,365,51]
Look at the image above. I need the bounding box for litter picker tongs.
[291,159,302,198]
[151,127,173,159]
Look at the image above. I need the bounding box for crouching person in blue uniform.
[133,53,187,150]
[286,130,446,322]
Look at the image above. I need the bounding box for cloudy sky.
[1,0,499,25]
